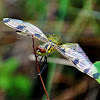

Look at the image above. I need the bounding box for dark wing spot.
[73,59,79,65]
[61,49,66,53]
[58,46,66,53]
[34,33,47,41]
[93,73,100,79]
[3,18,10,23]
[16,25,25,30]
[84,68,90,73]
[41,37,47,41]
[34,33,41,38]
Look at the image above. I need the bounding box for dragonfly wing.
[16,30,31,37]
[55,43,100,79]
[23,22,43,34]
[3,18,48,42]
[3,18,28,33]
[23,22,48,42]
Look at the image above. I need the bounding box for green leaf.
[94,61,100,83]
[94,61,100,73]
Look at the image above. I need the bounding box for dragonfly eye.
[37,46,46,53]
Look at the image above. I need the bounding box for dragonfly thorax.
[36,42,56,56]
[47,34,62,45]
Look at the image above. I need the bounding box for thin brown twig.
[32,35,50,100]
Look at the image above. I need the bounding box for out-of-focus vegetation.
[0,57,32,100]
[0,58,31,98]
[0,0,100,100]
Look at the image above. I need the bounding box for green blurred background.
[0,0,100,100]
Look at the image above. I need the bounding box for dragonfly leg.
[38,56,44,63]
[34,56,47,78]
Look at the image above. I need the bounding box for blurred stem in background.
[65,0,93,42]
[42,62,56,100]
[54,0,70,35]
[24,0,48,20]
[69,7,100,20]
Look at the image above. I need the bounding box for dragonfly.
[3,18,100,83]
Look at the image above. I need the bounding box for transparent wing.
[23,22,48,42]
[55,43,100,79]
[3,18,48,42]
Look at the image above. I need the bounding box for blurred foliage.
[23,0,48,20]
[57,0,70,20]
[0,57,32,98]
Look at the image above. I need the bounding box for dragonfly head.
[36,45,46,56]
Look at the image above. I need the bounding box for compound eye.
[36,46,46,53]
[40,48,46,53]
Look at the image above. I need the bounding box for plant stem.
[32,35,50,100]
